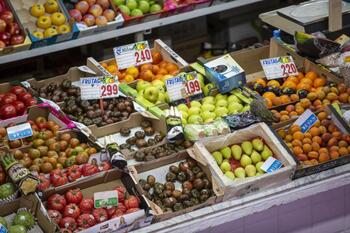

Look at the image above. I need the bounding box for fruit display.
[0,2,26,48]
[47,186,141,232]
[137,156,214,213]
[66,0,118,27]
[0,209,36,233]
[0,85,37,120]
[277,110,350,167]
[135,79,169,105]
[111,0,163,18]
[29,0,71,39]
[100,51,179,83]
[211,138,274,179]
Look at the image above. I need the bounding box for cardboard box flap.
[154,39,188,67]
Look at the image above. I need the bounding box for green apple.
[214,107,228,117]
[126,0,137,10]
[177,103,188,112]
[188,107,201,116]
[136,80,151,92]
[216,99,228,108]
[227,95,241,104]
[245,164,256,177]
[154,85,165,93]
[180,110,189,120]
[203,83,214,96]
[113,0,125,6]
[157,92,166,103]
[240,154,252,168]
[190,100,201,108]
[202,96,215,104]
[201,111,216,121]
[197,73,205,88]
[220,146,231,159]
[215,93,227,101]
[212,151,223,165]
[152,79,164,87]
[150,3,162,13]
[234,167,246,178]
[256,161,265,173]
[188,115,203,124]
[131,8,143,16]
[143,86,159,103]
[204,118,215,123]
[220,161,231,173]
[228,102,243,114]
[138,0,150,13]
[182,118,187,125]
[225,171,235,180]
[201,103,215,112]
[119,4,130,15]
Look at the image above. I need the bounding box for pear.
[220,147,232,159]
[220,161,231,173]
[256,161,265,173]
[234,167,246,178]
[252,138,264,152]
[212,151,223,165]
[225,171,235,180]
[240,154,252,168]
[241,141,253,155]
[256,172,263,176]
[231,145,242,160]
[251,150,262,164]
[245,164,256,177]
[261,145,273,161]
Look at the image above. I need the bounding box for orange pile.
[100,51,180,83]
[277,111,350,167]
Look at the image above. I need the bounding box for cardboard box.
[0,194,56,233]
[191,123,296,200]
[0,0,31,56]
[42,168,153,233]
[9,0,79,48]
[128,151,224,222]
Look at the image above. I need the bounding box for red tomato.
[25,98,37,107]
[0,104,16,119]
[65,188,83,204]
[37,174,51,191]
[47,209,62,225]
[99,161,112,171]
[77,213,96,228]
[47,194,67,212]
[12,100,25,114]
[81,163,99,177]
[18,92,32,101]
[10,86,25,95]
[50,169,68,187]
[67,165,82,182]
[92,208,108,223]
[63,203,81,219]
[59,217,77,231]
[106,206,116,218]
[79,198,94,214]
[114,186,126,203]
[116,202,126,213]
[110,210,124,219]
[126,207,140,214]
[1,96,14,105]
[124,195,140,209]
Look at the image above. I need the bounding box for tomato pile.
[47,187,141,232]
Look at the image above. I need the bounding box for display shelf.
[131,163,350,233]
[0,0,262,65]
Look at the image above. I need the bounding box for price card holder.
[294,109,318,133]
[260,56,298,80]
[80,76,119,100]
[7,123,33,141]
[113,41,152,70]
[261,157,283,173]
[165,72,203,105]
[94,190,118,208]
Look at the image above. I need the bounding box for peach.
[293,146,303,155]
[326,92,338,101]
[297,154,308,161]
[303,143,312,153]
[292,140,302,147]
[308,151,319,160]
[339,147,348,156]
[339,93,349,103]
[311,142,320,151]
[330,150,340,159]
[140,70,155,82]
[140,64,153,72]
[319,153,330,163]
[327,138,338,147]
[310,159,319,165]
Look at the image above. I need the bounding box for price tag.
[113,41,152,70]
[165,72,202,102]
[80,76,119,100]
[7,123,33,141]
[260,157,282,173]
[260,56,298,80]
[94,190,118,208]
[294,109,318,133]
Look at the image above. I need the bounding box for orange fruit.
[140,64,153,72]
[124,74,134,83]
[272,97,281,106]
[313,77,327,88]
[151,51,162,64]
[293,146,303,155]
[305,71,318,80]
[303,143,312,153]
[286,76,299,84]
[283,81,297,90]
[319,153,330,163]
[265,98,273,108]
[165,63,179,73]
[293,131,304,140]
[263,92,276,101]
[152,65,160,74]
[280,95,291,104]
[157,68,168,75]
[309,127,320,137]
[106,65,118,74]
[290,94,299,101]
[267,80,281,88]
[339,147,348,156]
[308,151,319,160]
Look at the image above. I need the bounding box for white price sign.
[7,123,33,141]
[80,76,119,100]
[113,41,152,70]
[260,56,298,80]
[294,109,318,133]
[165,72,202,102]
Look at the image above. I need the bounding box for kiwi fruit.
[120,127,131,137]
[144,127,155,136]
[126,137,137,145]
[135,131,145,139]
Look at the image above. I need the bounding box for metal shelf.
[130,163,350,233]
[0,0,262,65]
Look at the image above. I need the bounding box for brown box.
[0,194,56,233]
[191,123,296,200]
[128,151,224,222]
[42,168,153,233]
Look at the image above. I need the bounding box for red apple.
[97,0,110,9]
[0,19,6,33]
[69,9,83,22]
[103,9,115,21]
[0,32,11,45]
[0,11,14,24]
[95,15,107,26]
[82,14,95,26]
[89,4,103,17]
[75,1,89,14]
[10,35,24,45]
[7,22,20,35]
[86,0,96,6]
[0,40,5,48]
